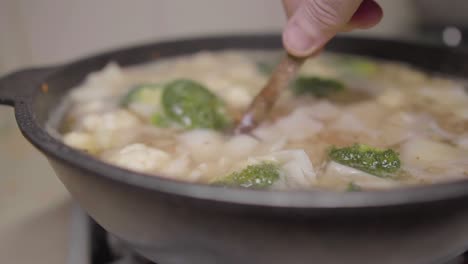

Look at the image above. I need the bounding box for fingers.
[282,0,382,57]
[282,0,303,18]
[349,0,383,29]
[283,0,363,57]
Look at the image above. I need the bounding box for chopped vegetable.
[347,182,362,192]
[213,162,280,188]
[150,112,171,127]
[121,83,164,106]
[329,144,401,177]
[122,83,173,128]
[292,76,345,97]
[333,56,378,76]
[162,79,231,130]
[347,58,378,75]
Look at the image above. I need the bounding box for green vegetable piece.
[329,144,401,177]
[162,79,230,130]
[214,162,280,189]
[121,83,164,106]
[292,76,345,97]
[347,59,377,75]
[122,83,172,128]
[347,182,362,192]
[334,56,378,76]
[150,112,171,127]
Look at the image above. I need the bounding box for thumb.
[283,0,363,57]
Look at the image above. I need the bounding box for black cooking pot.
[1,35,468,264]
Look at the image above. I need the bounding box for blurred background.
[0,0,421,73]
[0,1,464,264]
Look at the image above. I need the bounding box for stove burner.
[68,204,468,264]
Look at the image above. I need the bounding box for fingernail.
[284,22,315,56]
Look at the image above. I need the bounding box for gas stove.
[68,204,153,264]
[68,204,468,264]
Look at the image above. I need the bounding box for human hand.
[282,0,383,57]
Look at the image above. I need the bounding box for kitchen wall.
[0,0,417,73]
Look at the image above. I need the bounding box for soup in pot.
[57,51,468,191]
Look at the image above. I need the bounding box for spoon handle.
[235,54,305,134]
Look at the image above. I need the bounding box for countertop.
[0,106,71,264]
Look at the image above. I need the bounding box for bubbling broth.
[58,50,468,191]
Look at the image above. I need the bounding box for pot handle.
[0,67,58,107]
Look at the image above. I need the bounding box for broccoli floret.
[329,144,401,177]
[292,76,345,97]
[121,83,164,106]
[213,162,280,189]
[162,79,231,130]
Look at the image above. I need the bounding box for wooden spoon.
[234,54,305,134]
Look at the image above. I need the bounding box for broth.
[58,51,468,191]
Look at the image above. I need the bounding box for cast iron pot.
[1,35,468,264]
